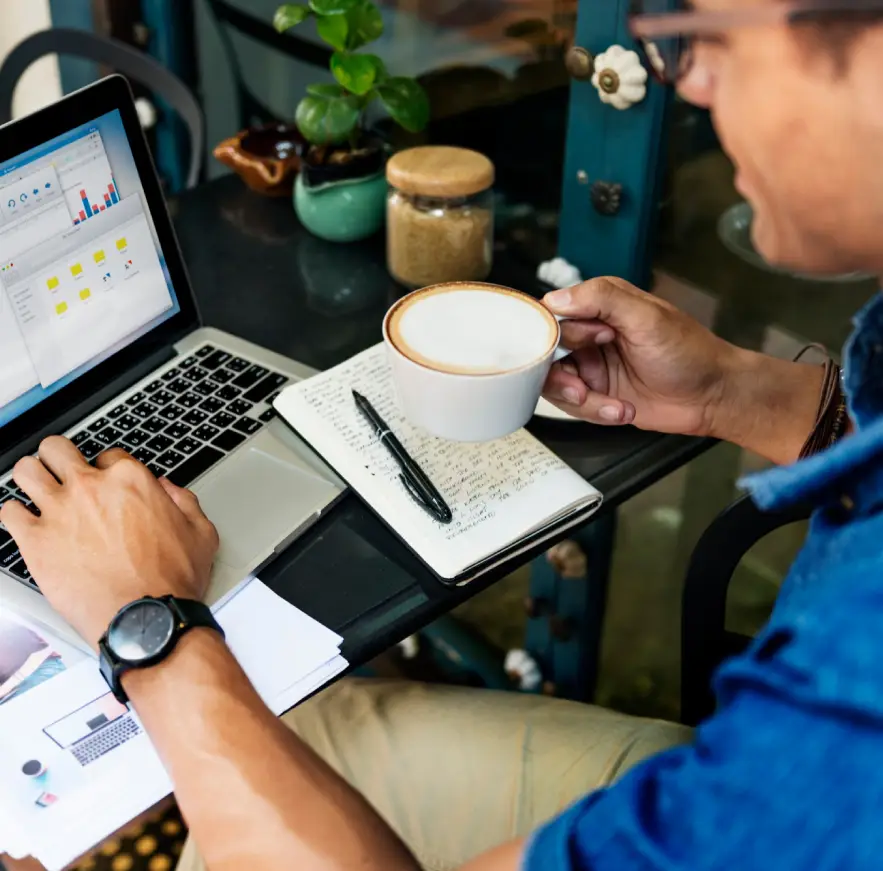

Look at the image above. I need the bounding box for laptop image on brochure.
[0,76,345,648]
[43,692,142,767]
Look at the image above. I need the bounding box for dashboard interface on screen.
[0,109,181,431]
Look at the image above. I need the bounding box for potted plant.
[274,0,430,242]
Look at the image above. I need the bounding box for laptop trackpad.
[192,445,339,570]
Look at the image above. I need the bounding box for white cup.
[382,282,568,442]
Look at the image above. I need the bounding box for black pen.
[352,389,453,524]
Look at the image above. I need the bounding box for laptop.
[43,691,142,767]
[0,76,345,647]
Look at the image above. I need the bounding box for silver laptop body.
[0,78,344,648]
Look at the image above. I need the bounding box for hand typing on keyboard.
[0,437,219,648]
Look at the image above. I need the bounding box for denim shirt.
[526,293,883,871]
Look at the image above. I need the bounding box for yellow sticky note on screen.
[79,288,91,301]
[115,238,127,251]
[55,302,68,315]
[46,276,59,290]
[93,250,105,263]
[70,263,83,277]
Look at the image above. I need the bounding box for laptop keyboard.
[71,716,143,766]
[0,343,289,592]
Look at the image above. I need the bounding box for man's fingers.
[37,436,89,483]
[12,456,60,505]
[157,477,213,529]
[559,319,616,349]
[572,346,610,395]
[544,389,636,426]
[544,362,588,406]
[95,447,135,470]
[543,360,589,405]
[544,362,635,425]
[544,276,649,330]
[0,499,38,543]
[158,478,220,550]
[547,348,610,395]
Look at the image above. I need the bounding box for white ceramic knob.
[591,45,648,110]
[504,649,543,692]
[537,256,583,289]
[397,635,420,660]
[135,97,158,129]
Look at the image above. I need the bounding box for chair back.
[681,493,812,726]
[0,28,204,190]
[203,0,331,130]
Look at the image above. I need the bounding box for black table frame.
[171,176,713,678]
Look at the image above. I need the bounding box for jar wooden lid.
[387,146,495,198]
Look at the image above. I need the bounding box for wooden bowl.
[213,124,308,196]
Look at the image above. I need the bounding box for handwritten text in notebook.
[297,346,567,539]
[276,344,601,581]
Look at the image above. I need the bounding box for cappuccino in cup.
[383,282,566,442]
[386,283,559,376]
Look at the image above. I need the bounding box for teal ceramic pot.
[294,170,387,243]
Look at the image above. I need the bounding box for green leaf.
[273,4,311,31]
[345,0,384,50]
[309,0,358,14]
[370,54,388,82]
[376,77,430,133]
[306,83,347,98]
[295,91,361,145]
[330,52,384,95]
[316,13,348,50]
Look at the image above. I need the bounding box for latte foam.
[387,284,557,375]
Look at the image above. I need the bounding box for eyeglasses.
[629,0,883,85]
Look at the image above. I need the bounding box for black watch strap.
[165,595,225,638]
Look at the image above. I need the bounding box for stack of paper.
[0,578,347,870]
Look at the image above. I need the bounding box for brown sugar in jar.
[386,146,495,289]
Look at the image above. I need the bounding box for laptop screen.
[0,108,181,430]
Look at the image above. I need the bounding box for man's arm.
[126,632,527,870]
[711,345,826,466]
[0,439,524,871]
[124,631,420,871]
[542,278,832,467]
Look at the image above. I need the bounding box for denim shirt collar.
[743,292,883,514]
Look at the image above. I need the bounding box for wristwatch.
[98,595,224,704]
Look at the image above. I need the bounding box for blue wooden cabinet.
[558,0,672,288]
[524,0,675,701]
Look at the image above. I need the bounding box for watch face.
[107,599,175,663]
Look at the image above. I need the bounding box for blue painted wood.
[525,551,557,693]
[526,515,616,702]
[422,616,512,691]
[141,0,196,192]
[558,0,673,288]
[47,0,98,95]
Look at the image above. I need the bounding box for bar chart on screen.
[72,182,120,224]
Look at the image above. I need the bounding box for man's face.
[677,0,883,275]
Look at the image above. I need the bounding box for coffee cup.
[382,281,568,442]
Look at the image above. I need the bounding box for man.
[4,0,883,868]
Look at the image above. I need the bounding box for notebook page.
[275,344,601,579]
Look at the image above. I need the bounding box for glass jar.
[386,146,495,289]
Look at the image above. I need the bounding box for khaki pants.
[177,679,691,871]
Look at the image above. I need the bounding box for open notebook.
[273,344,603,585]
